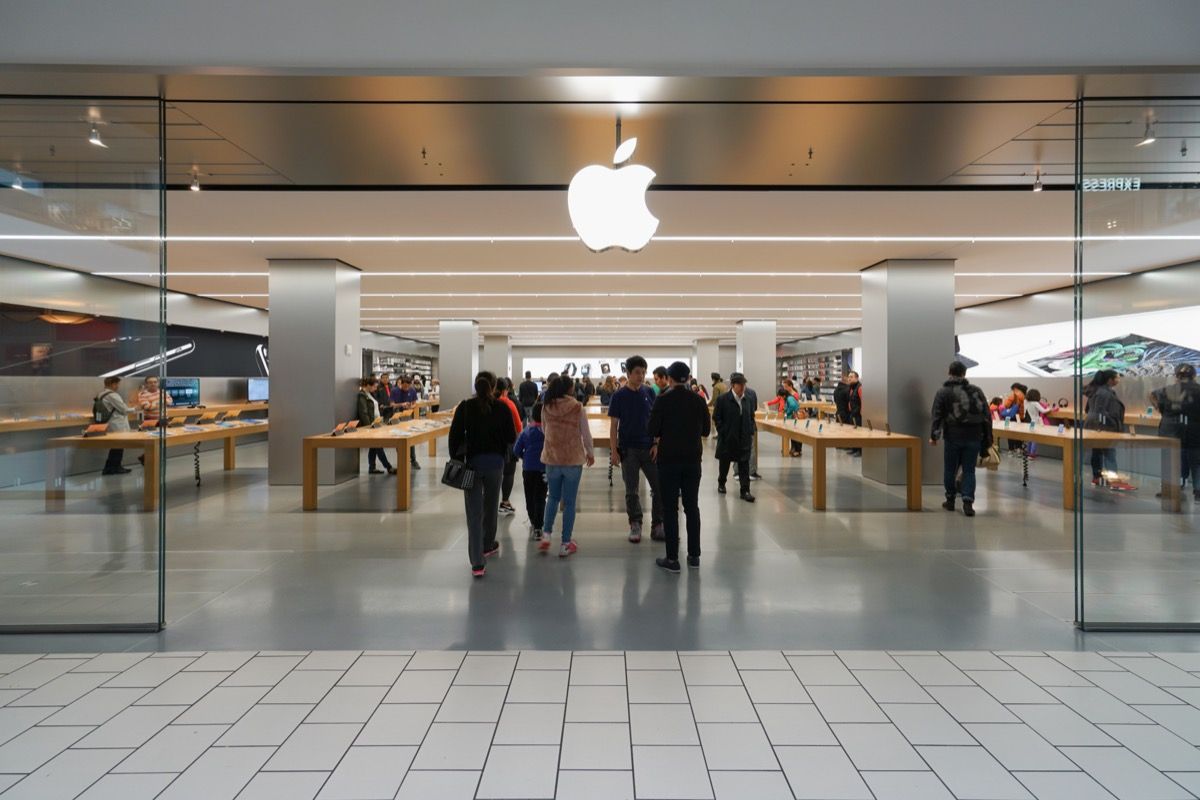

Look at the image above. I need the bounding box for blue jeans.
[944,439,982,502]
[543,464,583,543]
[1091,448,1118,479]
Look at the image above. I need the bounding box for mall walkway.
[3,648,1200,799]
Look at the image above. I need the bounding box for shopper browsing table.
[94,376,132,475]
[539,376,594,557]
[135,375,173,422]
[1152,364,1200,499]
[649,361,711,573]
[1084,369,1131,490]
[357,377,395,475]
[391,375,422,469]
[712,372,756,502]
[608,355,665,543]
[929,360,992,517]
[449,371,517,577]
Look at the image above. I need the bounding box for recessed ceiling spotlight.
[190,169,200,192]
[1032,169,1043,192]
[88,124,108,149]
[1136,118,1156,147]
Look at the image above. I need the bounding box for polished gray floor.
[6,648,1200,799]
[2,435,1199,654]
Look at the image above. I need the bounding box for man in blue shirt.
[608,355,663,543]
[390,375,422,469]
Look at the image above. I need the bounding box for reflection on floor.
[1,436,1199,654]
[4,649,1200,799]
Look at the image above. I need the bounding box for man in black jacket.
[518,371,539,422]
[1153,364,1200,499]
[712,372,756,502]
[929,361,992,517]
[357,377,395,475]
[648,361,712,573]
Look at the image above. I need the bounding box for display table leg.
[44,446,66,512]
[1061,441,1075,511]
[906,443,922,511]
[812,443,827,510]
[1163,445,1182,513]
[781,430,788,456]
[302,443,318,511]
[224,436,236,470]
[428,436,437,457]
[143,444,159,512]
[396,442,412,511]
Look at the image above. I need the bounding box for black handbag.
[441,450,475,491]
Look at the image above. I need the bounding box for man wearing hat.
[712,372,757,502]
[648,361,712,573]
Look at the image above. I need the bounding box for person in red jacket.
[496,377,524,515]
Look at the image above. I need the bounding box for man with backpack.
[93,376,132,475]
[929,360,993,517]
[518,371,539,422]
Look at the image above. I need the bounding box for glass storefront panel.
[0,97,164,630]
[1077,97,1200,628]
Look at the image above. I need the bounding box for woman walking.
[449,371,518,577]
[538,375,594,557]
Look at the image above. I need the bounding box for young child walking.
[513,402,548,541]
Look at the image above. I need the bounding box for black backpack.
[948,382,988,426]
[92,389,116,424]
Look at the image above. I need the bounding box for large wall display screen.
[957,304,1200,379]
[0,303,268,378]
[523,356,693,381]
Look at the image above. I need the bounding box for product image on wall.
[1019,334,1200,378]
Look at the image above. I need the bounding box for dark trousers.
[619,447,663,527]
[718,457,750,494]
[464,465,503,569]
[1185,448,1200,490]
[659,461,702,561]
[1091,448,1117,479]
[943,439,982,502]
[103,449,124,472]
[368,448,393,471]
[522,469,547,529]
[501,452,517,502]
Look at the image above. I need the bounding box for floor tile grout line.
[474,652,513,800]
[677,654,716,800]
[733,649,798,797]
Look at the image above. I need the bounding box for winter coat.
[1084,384,1125,432]
[712,390,755,460]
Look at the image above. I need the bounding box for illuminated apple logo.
[568,138,659,252]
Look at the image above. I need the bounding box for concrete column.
[735,320,777,399]
[860,259,955,485]
[481,335,512,379]
[693,338,721,391]
[438,320,480,410]
[268,258,361,486]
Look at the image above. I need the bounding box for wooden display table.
[992,421,1180,511]
[302,419,451,512]
[44,420,269,512]
[756,417,922,511]
[1047,407,1160,430]
[799,400,839,418]
[1,401,268,435]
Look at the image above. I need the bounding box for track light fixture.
[1032,169,1043,192]
[1136,118,1156,147]
[88,124,107,148]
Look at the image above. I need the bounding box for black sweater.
[449,397,517,461]
[648,384,712,464]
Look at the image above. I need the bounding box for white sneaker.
[559,541,578,558]
[628,524,643,543]
[498,502,515,516]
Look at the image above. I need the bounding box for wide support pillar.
[735,321,777,399]
[693,338,721,390]
[439,320,480,410]
[481,335,512,379]
[860,259,955,486]
[268,258,361,486]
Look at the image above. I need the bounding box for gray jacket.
[99,389,131,432]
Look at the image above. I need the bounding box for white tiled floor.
[7,650,1200,798]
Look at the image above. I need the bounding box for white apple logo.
[568,137,659,252]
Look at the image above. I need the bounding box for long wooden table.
[44,420,269,512]
[1048,407,1161,430]
[992,421,1180,511]
[302,419,451,512]
[1,401,268,435]
[756,417,923,511]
